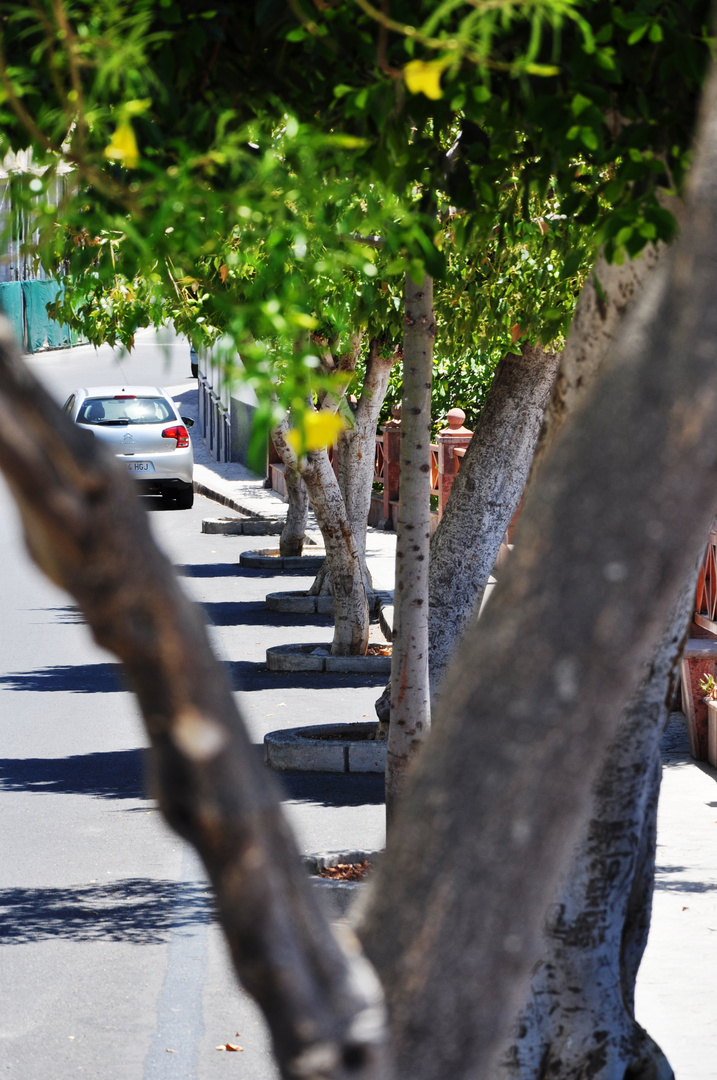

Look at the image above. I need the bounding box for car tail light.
[114,394,136,399]
[162,425,190,448]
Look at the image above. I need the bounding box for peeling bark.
[386,275,435,820]
[273,416,369,655]
[0,322,387,1080]
[358,60,717,1080]
[427,344,560,700]
[336,338,400,601]
[279,461,308,557]
[499,573,697,1080]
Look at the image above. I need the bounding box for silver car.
[64,385,195,509]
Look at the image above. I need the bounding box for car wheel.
[174,488,194,510]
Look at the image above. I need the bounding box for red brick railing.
[268,408,474,532]
[695,520,717,634]
[368,409,472,531]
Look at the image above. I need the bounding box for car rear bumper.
[133,477,194,498]
[115,448,194,486]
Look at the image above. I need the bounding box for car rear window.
[78,397,175,425]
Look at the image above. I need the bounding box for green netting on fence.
[0,281,24,348]
[21,280,74,352]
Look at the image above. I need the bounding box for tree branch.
[0,323,388,1080]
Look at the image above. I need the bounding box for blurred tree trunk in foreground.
[358,59,717,1080]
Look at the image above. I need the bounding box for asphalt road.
[0,332,386,1079]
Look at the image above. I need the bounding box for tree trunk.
[499,572,697,1080]
[531,219,678,478]
[427,344,560,700]
[273,417,369,655]
[0,321,388,1080]
[278,461,308,557]
[336,338,400,602]
[386,274,435,821]
[358,59,717,1080]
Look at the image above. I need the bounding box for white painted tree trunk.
[308,338,399,602]
[336,339,400,601]
[278,463,308,558]
[272,417,369,655]
[499,571,697,1080]
[428,230,675,702]
[386,275,435,820]
[428,344,560,700]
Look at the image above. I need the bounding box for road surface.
[0,331,385,1078]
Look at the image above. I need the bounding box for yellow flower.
[287,411,345,454]
[404,59,449,101]
[104,120,139,169]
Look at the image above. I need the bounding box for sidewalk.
[184,406,717,1080]
[636,714,717,1080]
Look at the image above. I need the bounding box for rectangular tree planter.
[706,698,717,768]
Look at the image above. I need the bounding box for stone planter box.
[706,698,717,768]
[266,642,391,674]
[266,590,336,615]
[679,638,717,760]
[265,590,380,615]
[265,723,387,773]
[202,517,284,535]
[239,548,326,571]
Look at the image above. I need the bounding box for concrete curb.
[193,478,285,519]
[266,643,392,675]
[265,723,387,772]
[202,517,285,536]
[240,548,326,572]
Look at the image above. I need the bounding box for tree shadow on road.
[201,600,333,629]
[176,562,278,579]
[274,769,385,807]
[0,878,216,944]
[0,662,125,693]
[0,748,147,799]
[229,660,387,692]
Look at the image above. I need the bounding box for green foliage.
[700,673,717,701]
[0,0,711,451]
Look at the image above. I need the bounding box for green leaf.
[560,249,586,280]
[571,94,592,118]
[580,127,599,151]
[627,24,649,46]
[523,63,560,77]
[408,259,426,287]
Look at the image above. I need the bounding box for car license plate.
[126,461,155,473]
